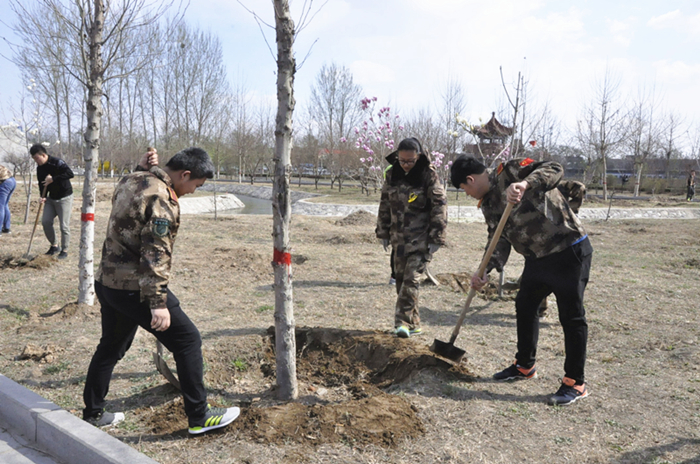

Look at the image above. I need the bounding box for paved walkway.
[0,425,59,464]
[197,183,700,220]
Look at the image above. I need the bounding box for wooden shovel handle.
[26,184,49,256]
[449,202,514,343]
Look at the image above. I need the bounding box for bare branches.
[236,0,328,65]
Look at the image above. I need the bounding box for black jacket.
[37,155,74,199]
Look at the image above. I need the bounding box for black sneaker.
[46,245,59,256]
[188,405,240,435]
[85,411,125,427]
[1,228,10,234]
[58,250,68,259]
[493,362,538,381]
[548,377,589,406]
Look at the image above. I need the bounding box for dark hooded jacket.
[36,155,74,199]
[376,151,447,256]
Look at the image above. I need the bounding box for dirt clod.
[16,343,63,363]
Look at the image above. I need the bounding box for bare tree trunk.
[78,0,104,306]
[24,172,32,224]
[634,164,643,197]
[272,0,298,401]
[602,156,608,201]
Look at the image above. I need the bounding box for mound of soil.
[242,327,471,447]
[335,210,377,227]
[0,254,56,270]
[142,327,471,448]
[240,394,422,446]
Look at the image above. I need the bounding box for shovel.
[24,185,49,259]
[153,340,181,390]
[430,202,514,362]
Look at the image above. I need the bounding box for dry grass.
[1,182,700,463]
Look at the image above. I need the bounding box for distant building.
[461,112,521,160]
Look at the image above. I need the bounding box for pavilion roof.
[473,112,513,139]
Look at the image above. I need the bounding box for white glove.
[428,243,440,254]
[382,239,389,252]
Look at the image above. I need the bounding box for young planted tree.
[270,0,298,401]
[238,0,325,400]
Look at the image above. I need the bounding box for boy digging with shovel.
[450,156,593,406]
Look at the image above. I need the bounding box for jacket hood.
[387,151,432,187]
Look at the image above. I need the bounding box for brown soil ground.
[1,181,700,463]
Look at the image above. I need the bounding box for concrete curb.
[0,374,157,464]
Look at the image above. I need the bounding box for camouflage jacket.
[557,180,586,214]
[96,166,180,309]
[0,165,12,182]
[481,158,587,274]
[376,152,447,256]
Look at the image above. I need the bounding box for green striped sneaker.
[188,405,240,435]
[409,327,423,336]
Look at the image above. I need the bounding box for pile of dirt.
[335,209,377,227]
[0,254,56,270]
[239,394,423,446]
[142,327,470,447]
[243,327,470,447]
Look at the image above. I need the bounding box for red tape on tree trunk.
[81,213,95,222]
[273,248,291,265]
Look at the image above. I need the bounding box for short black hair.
[450,156,486,189]
[397,137,424,154]
[165,147,214,179]
[29,143,47,156]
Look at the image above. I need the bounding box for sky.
[1,0,700,146]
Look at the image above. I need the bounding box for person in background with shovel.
[83,147,240,434]
[450,156,592,406]
[376,137,447,338]
[30,143,74,259]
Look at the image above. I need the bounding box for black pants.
[514,238,592,384]
[83,281,207,425]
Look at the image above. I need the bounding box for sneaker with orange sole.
[493,361,537,381]
[549,377,589,405]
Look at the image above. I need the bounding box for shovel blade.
[153,351,181,390]
[430,339,466,363]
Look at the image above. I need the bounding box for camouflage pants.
[394,251,428,329]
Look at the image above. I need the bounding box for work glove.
[428,243,440,255]
[382,239,389,252]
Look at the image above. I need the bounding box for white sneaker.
[86,411,125,427]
